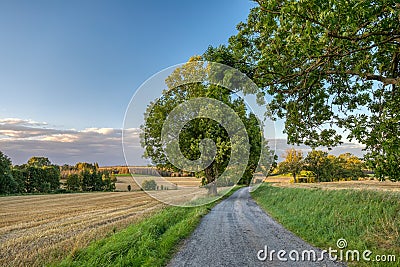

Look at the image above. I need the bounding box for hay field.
[266,176,400,192]
[0,192,158,266]
[116,175,202,191]
[0,174,210,267]
[118,175,215,206]
[282,179,400,192]
[115,175,141,191]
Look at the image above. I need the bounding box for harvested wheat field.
[0,187,208,267]
[267,176,400,192]
[114,175,141,191]
[115,175,202,192]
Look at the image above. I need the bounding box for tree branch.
[327,30,400,42]
[254,0,282,14]
[325,70,400,85]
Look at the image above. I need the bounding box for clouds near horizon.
[0,118,147,166]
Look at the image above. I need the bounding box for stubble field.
[266,175,400,192]
[0,176,205,266]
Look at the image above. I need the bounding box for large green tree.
[210,0,400,180]
[141,57,275,195]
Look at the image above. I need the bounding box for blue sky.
[0,0,364,165]
[0,0,255,130]
[0,0,263,165]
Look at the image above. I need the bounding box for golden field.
[0,176,206,266]
[265,175,400,192]
[115,175,202,191]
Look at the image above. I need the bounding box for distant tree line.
[97,166,197,177]
[62,162,116,192]
[277,149,366,183]
[98,166,130,175]
[0,151,117,194]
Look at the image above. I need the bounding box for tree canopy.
[27,157,52,168]
[304,150,330,183]
[141,57,275,194]
[209,0,400,180]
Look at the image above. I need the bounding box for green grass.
[53,186,241,267]
[114,173,152,177]
[113,173,131,177]
[251,184,400,266]
[114,173,156,177]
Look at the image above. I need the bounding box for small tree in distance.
[277,149,304,183]
[304,150,330,183]
[142,179,157,191]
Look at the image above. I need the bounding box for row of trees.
[0,151,116,194]
[0,153,61,194]
[277,149,365,182]
[64,163,117,192]
[99,166,130,175]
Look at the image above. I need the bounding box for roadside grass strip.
[251,184,400,266]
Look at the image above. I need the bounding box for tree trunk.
[205,164,218,196]
[293,173,297,183]
[208,181,217,196]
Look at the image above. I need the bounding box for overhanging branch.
[325,70,400,85]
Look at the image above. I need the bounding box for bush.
[142,179,157,190]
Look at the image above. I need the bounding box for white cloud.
[0,118,74,140]
[0,118,48,126]
[42,134,79,143]
[82,128,116,135]
[0,118,147,166]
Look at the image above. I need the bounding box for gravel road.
[168,187,346,267]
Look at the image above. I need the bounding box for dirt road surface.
[168,187,346,267]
